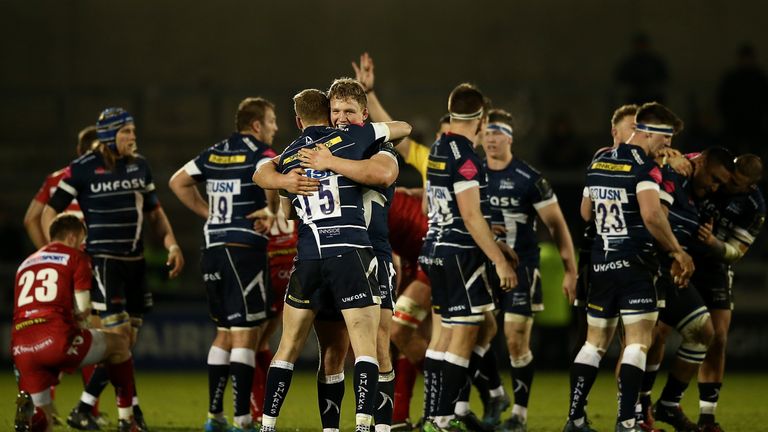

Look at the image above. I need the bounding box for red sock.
[30,407,48,432]
[106,358,135,410]
[250,349,273,419]
[393,356,418,422]
[81,364,100,416]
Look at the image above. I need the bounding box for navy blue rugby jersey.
[183,133,277,248]
[363,142,398,261]
[662,166,703,254]
[277,123,389,260]
[485,157,556,265]
[697,184,766,265]
[583,143,665,263]
[422,133,490,259]
[48,151,159,258]
[578,146,614,256]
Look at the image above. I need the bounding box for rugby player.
[565,102,694,432]
[41,108,185,431]
[294,78,401,432]
[687,154,764,432]
[482,108,577,432]
[12,215,137,432]
[257,89,411,432]
[635,148,735,432]
[169,97,279,432]
[419,83,517,432]
[22,125,103,425]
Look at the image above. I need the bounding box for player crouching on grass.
[12,215,138,432]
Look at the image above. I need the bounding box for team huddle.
[11,53,765,432]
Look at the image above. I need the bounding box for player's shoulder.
[71,151,99,168]
[511,158,544,181]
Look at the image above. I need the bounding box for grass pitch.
[1,370,766,431]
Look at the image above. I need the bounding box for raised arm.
[353,52,415,158]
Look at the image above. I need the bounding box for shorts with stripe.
[286,248,381,311]
[424,249,494,322]
[91,257,151,318]
[201,245,270,328]
[658,270,708,330]
[492,261,543,317]
[587,256,657,319]
[377,256,396,310]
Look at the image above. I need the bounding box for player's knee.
[621,343,647,369]
[574,342,604,367]
[481,313,497,339]
[389,322,413,348]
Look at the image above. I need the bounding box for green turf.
[2,370,766,431]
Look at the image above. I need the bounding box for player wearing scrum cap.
[565,102,693,432]
[482,108,577,432]
[41,107,184,432]
[419,83,517,432]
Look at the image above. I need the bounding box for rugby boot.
[499,415,527,432]
[117,418,140,432]
[698,422,723,432]
[653,402,699,432]
[133,407,150,432]
[391,419,415,431]
[482,393,511,426]
[457,411,492,432]
[67,407,101,430]
[563,419,599,432]
[615,421,644,432]
[204,415,230,432]
[443,418,470,432]
[14,391,33,432]
[421,420,442,432]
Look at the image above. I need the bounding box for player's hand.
[167,244,184,279]
[299,145,335,172]
[496,240,519,269]
[351,52,375,92]
[492,224,506,237]
[562,271,577,305]
[494,259,518,292]
[247,207,274,234]
[697,219,717,247]
[668,156,693,177]
[670,250,695,287]
[281,167,319,196]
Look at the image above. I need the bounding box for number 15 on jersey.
[297,176,342,222]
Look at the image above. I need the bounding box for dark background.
[1,1,767,368]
